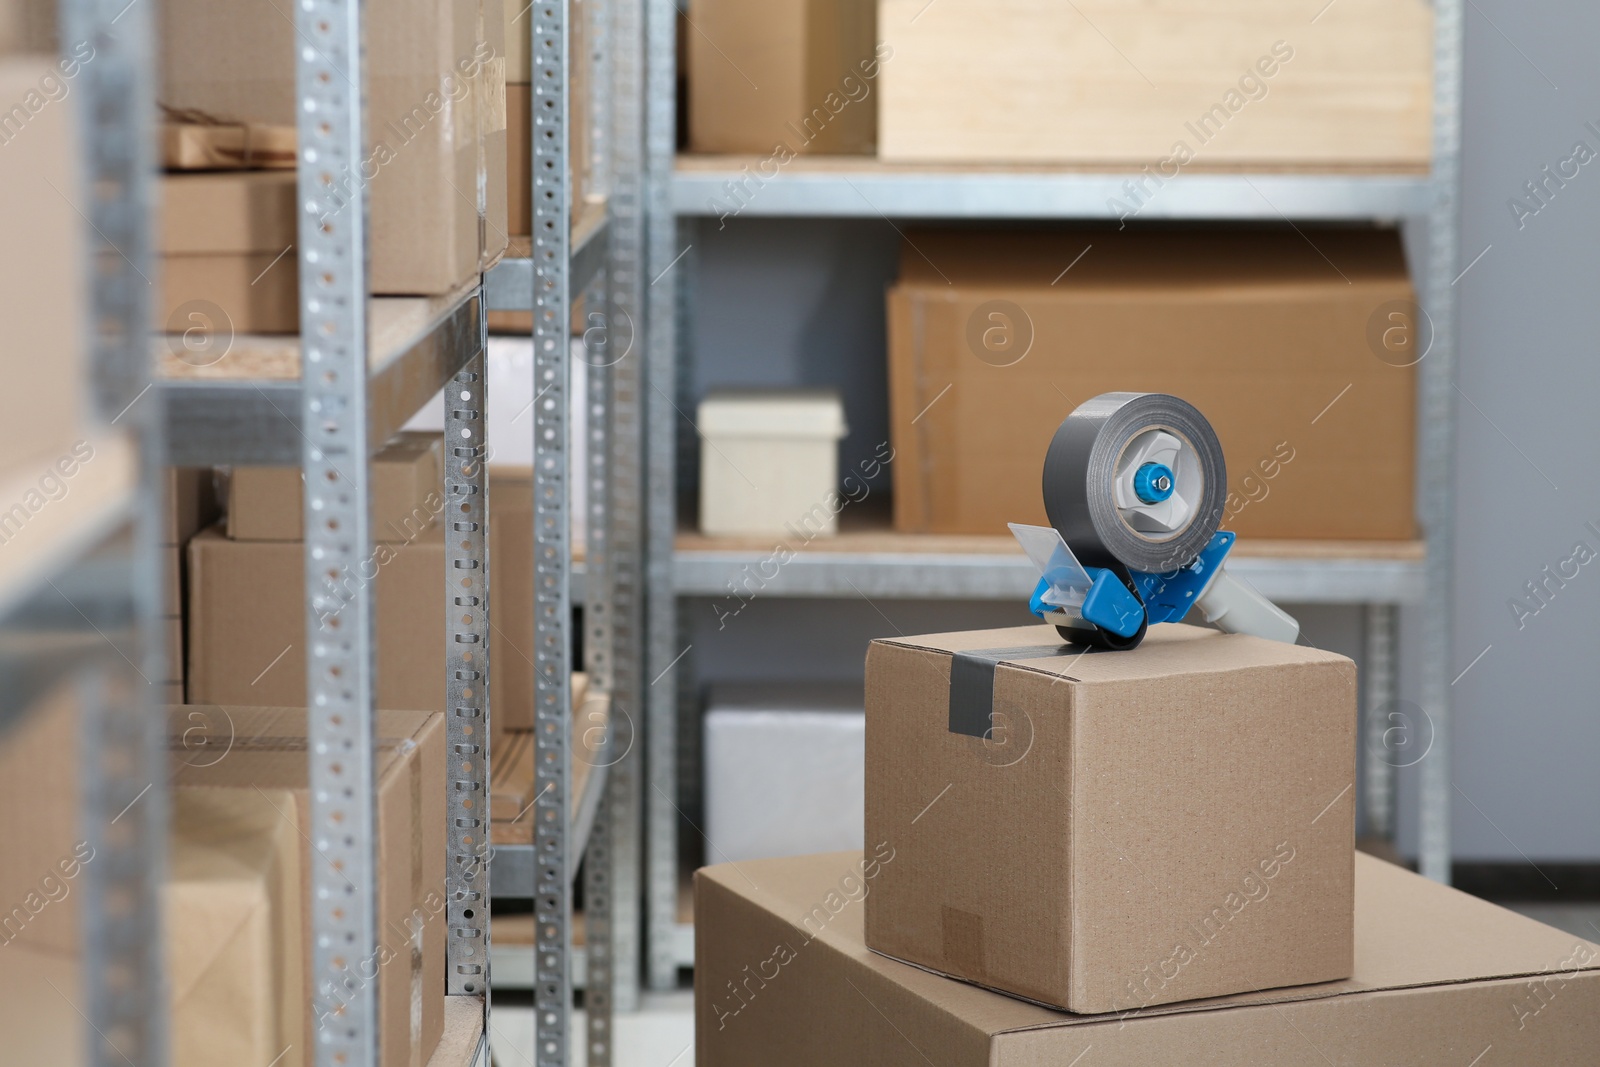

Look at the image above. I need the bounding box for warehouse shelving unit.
[640,2,1465,981]
[142,0,624,1064]
[4,0,175,1062]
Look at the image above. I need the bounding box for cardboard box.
[170,706,446,1067]
[705,683,865,863]
[506,0,590,232]
[165,466,220,547]
[698,390,848,537]
[687,0,878,155]
[887,227,1418,540]
[162,118,296,170]
[864,623,1355,1012]
[0,679,84,956]
[168,787,306,1067]
[696,850,1600,1065]
[159,0,508,294]
[0,0,53,54]
[163,614,184,682]
[877,0,1432,167]
[0,58,86,479]
[227,432,445,542]
[0,943,82,1063]
[187,522,447,712]
[160,170,298,335]
[489,468,534,731]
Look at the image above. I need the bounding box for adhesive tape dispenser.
[1011,392,1300,651]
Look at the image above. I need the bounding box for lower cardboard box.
[696,850,1600,1065]
[0,678,83,956]
[168,787,306,1067]
[169,705,446,1067]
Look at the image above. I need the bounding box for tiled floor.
[487,903,1600,1066]
[490,992,695,1067]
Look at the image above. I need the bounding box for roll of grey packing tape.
[1042,392,1227,573]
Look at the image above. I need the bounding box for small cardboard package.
[865,623,1356,1012]
[186,522,447,712]
[228,431,445,542]
[160,170,298,334]
[697,390,848,537]
[0,57,87,480]
[168,787,306,1067]
[697,850,1600,1065]
[887,227,1418,540]
[687,0,879,155]
[170,705,446,1067]
[159,0,507,295]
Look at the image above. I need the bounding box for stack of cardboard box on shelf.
[696,624,1600,1061]
[156,0,509,339]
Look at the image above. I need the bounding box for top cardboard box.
[687,0,879,155]
[887,227,1418,541]
[696,850,1600,1066]
[159,0,508,295]
[865,623,1356,1013]
[877,0,1432,167]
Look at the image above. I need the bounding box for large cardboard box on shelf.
[687,0,879,155]
[228,431,444,542]
[0,57,87,481]
[877,0,1432,167]
[865,623,1355,1012]
[171,705,446,1067]
[167,787,307,1067]
[158,0,508,295]
[887,227,1418,540]
[0,0,54,54]
[697,850,1600,1065]
[160,170,299,335]
[187,522,448,713]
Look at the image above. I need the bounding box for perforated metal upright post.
[1416,0,1464,885]
[66,0,169,1059]
[294,0,381,1061]
[530,1,576,1063]
[642,0,681,993]
[445,308,492,1008]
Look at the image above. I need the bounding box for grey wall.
[682,2,1600,863]
[1413,2,1600,861]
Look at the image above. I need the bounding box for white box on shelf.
[704,683,865,864]
[697,389,847,537]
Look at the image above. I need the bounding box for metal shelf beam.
[672,162,1430,221]
[160,288,480,466]
[672,549,1425,606]
[488,755,611,897]
[484,210,612,312]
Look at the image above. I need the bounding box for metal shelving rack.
[640,1,1465,980]
[141,0,621,1064]
[0,0,172,1061]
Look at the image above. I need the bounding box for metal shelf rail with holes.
[477,0,643,1059]
[14,0,174,1061]
[641,4,1465,979]
[142,1,611,1065]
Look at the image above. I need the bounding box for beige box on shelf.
[877,0,1432,167]
[228,431,444,542]
[0,57,86,481]
[697,850,1600,1065]
[167,787,306,1067]
[159,0,507,294]
[687,0,879,155]
[160,171,298,335]
[887,227,1418,541]
[698,390,848,537]
[171,706,446,1067]
[865,623,1356,1013]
